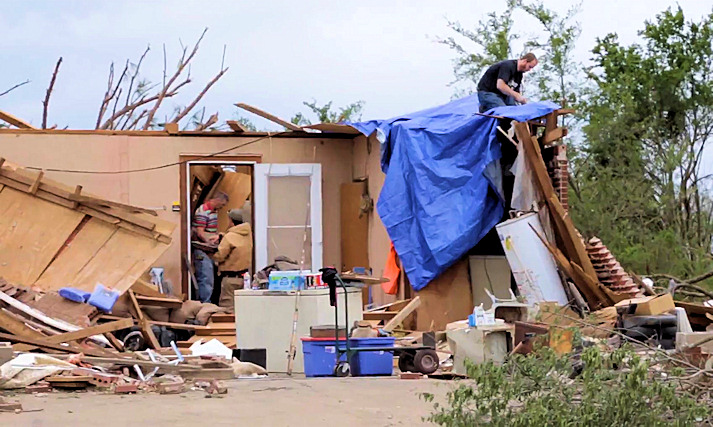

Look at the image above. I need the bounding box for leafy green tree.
[290,99,364,125]
[438,1,518,93]
[573,7,713,279]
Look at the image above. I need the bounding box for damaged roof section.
[0,158,175,294]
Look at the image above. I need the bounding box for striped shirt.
[192,203,218,233]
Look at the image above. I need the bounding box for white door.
[254,164,322,272]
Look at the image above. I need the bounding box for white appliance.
[234,287,363,373]
[495,212,568,305]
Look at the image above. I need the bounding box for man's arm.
[194,226,218,244]
[213,238,232,263]
[496,79,526,103]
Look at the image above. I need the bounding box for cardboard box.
[615,294,675,315]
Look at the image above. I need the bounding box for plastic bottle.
[243,272,251,290]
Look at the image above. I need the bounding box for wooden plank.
[71,229,169,294]
[514,123,598,280]
[103,332,125,352]
[0,332,107,356]
[363,311,399,322]
[194,323,235,336]
[0,308,47,338]
[34,217,117,291]
[44,318,134,344]
[70,194,158,216]
[135,295,182,309]
[415,259,473,331]
[528,224,605,308]
[365,299,412,313]
[0,187,85,285]
[148,321,213,331]
[140,318,162,349]
[226,120,247,133]
[383,296,421,333]
[1,164,170,237]
[548,194,598,279]
[127,290,144,321]
[215,171,252,232]
[0,110,36,129]
[112,240,171,294]
[541,127,568,145]
[340,182,370,274]
[0,290,85,333]
[208,313,235,324]
[28,171,44,194]
[27,293,98,327]
[235,103,302,131]
[131,278,166,298]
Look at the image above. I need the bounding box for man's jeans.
[193,249,214,303]
[478,91,515,113]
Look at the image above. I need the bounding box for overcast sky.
[0,1,711,130]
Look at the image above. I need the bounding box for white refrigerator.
[234,287,364,373]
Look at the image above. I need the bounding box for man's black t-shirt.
[477,60,522,100]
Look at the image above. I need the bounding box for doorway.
[179,154,261,298]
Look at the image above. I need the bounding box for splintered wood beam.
[0,110,36,129]
[226,120,247,133]
[555,109,575,116]
[28,171,44,194]
[71,185,83,209]
[235,103,302,131]
[135,295,182,309]
[0,332,107,356]
[44,318,134,344]
[103,332,125,352]
[140,318,162,349]
[541,127,568,145]
[127,290,144,322]
[383,296,421,332]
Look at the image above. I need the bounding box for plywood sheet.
[71,228,170,294]
[0,187,85,286]
[415,259,473,331]
[28,292,98,327]
[35,217,117,290]
[340,182,369,271]
[216,171,252,232]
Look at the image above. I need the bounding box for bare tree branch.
[124,45,150,111]
[0,79,30,97]
[42,57,63,129]
[143,28,208,130]
[170,66,228,124]
[125,109,149,130]
[95,61,129,129]
[99,83,187,130]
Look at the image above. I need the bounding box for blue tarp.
[348,95,560,290]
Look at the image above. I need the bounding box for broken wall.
[0,131,355,291]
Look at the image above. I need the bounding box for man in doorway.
[477,53,538,113]
[214,208,253,310]
[192,192,229,302]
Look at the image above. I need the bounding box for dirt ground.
[3,375,452,426]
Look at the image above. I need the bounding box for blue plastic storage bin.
[59,287,91,303]
[301,337,395,377]
[87,284,120,312]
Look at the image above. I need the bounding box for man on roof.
[477,53,538,113]
[192,192,229,303]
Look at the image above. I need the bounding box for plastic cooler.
[300,337,395,377]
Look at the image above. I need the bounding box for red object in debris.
[114,383,138,394]
[24,383,52,394]
[382,243,400,295]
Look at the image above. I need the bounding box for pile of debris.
[0,160,268,410]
